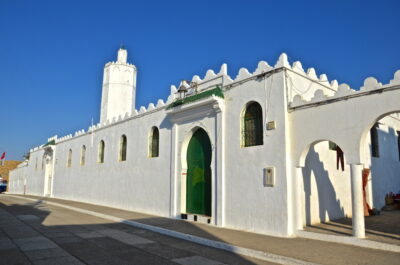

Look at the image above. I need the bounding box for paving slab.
[17,214,40,221]
[0,237,16,250]
[173,255,227,265]
[24,247,70,260]
[0,249,32,265]
[98,228,154,245]
[31,256,85,265]
[51,235,83,244]
[14,236,58,251]
[134,242,194,259]
[75,231,105,239]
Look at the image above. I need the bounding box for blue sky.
[1,0,399,160]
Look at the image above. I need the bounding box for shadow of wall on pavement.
[0,198,259,265]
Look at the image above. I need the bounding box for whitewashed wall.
[52,107,173,217]
[21,149,47,196]
[8,162,28,194]
[223,72,292,236]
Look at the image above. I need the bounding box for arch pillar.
[295,166,304,231]
[350,163,365,238]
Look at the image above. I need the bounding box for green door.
[186,129,212,216]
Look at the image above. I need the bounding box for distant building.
[0,160,22,191]
[9,48,400,239]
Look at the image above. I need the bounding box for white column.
[170,124,179,218]
[350,163,365,238]
[295,167,304,231]
[215,107,225,226]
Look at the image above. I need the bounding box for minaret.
[100,48,137,123]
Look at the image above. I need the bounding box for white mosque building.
[9,48,400,238]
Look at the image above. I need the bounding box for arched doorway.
[186,128,212,216]
[43,147,54,197]
[359,111,400,210]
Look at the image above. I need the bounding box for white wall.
[223,71,292,236]
[52,107,173,217]
[9,150,46,196]
[24,149,47,196]
[8,162,28,194]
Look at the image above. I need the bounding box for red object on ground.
[336,147,344,171]
[362,168,371,216]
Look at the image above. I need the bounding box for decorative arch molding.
[297,139,348,168]
[180,124,211,170]
[358,110,400,164]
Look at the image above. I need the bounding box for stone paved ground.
[305,210,400,245]
[1,194,400,265]
[0,195,274,265]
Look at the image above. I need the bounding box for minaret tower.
[100,47,137,123]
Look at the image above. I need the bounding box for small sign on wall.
[266,121,276,130]
[263,167,275,187]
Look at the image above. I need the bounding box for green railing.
[43,139,56,147]
[167,86,224,110]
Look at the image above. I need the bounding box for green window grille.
[329,141,338,151]
[149,127,159,158]
[397,131,400,161]
[67,149,72,168]
[370,124,379,158]
[98,140,105,163]
[119,135,127,161]
[243,102,263,147]
[80,145,86,166]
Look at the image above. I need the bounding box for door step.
[181,213,211,224]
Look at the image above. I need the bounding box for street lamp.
[178,80,188,99]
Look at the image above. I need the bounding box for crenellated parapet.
[104,61,136,69]
[30,52,400,149]
[290,70,400,109]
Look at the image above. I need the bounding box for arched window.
[370,123,379,157]
[149,127,159,158]
[67,149,72,168]
[98,140,105,163]
[80,145,86,166]
[242,102,263,147]
[119,135,127,161]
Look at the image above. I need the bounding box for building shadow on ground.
[0,198,259,265]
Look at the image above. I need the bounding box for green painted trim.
[43,140,55,147]
[167,86,224,110]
